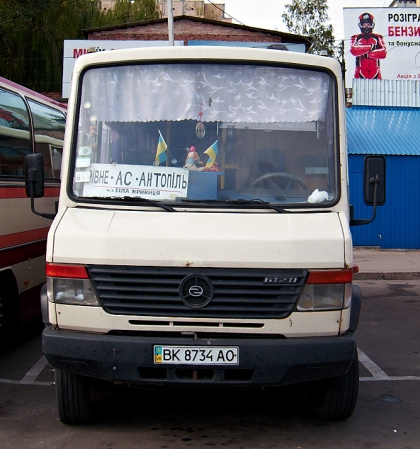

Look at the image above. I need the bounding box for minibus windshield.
[72,62,338,207]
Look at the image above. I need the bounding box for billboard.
[344,8,420,87]
[62,40,184,98]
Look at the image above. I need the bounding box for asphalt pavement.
[353,247,420,280]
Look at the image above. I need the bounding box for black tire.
[55,369,91,424]
[0,278,19,344]
[309,350,359,421]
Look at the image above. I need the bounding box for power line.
[205,0,245,26]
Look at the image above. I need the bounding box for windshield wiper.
[123,196,176,212]
[180,198,287,213]
[236,198,287,213]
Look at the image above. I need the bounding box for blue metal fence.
[349,155,420,249]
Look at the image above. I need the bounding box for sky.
[223,0,392,41]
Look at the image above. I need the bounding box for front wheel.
[309,349,359,421]
[55,369,91,424]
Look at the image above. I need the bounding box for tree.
[101,0,159,27]
[282,0,336,57]
[0,0,105,92]
[0,0,159,93]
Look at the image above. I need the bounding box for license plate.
[154,345,239,365]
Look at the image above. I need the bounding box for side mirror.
[350,155,386,226]
[25,153,45,198]
[364,155,386,206]
[25,153,55,220]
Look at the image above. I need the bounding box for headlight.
[46,263,99,306]
[297,270,352,311]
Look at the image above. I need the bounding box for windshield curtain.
[80,63,330,124]
[73,62,338,207]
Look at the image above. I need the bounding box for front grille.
[88,266,307,319]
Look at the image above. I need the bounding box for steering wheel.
[250,172,308,190]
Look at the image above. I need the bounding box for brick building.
[84,15,311,50]
[102,1,232,22]
[157,0,232,22]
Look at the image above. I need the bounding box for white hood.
[50,208,350,269]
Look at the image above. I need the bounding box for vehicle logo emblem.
[189,285,204,297]
[179,275,213,308]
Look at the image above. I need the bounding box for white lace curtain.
[80,63,330,124]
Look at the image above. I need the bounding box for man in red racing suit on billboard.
[350,12,387,79]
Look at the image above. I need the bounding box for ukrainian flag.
[155,130,167,165]
[204,141,218,168]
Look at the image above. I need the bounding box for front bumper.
[43,326,356,386]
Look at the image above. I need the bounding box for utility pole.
[168,0,174,46]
